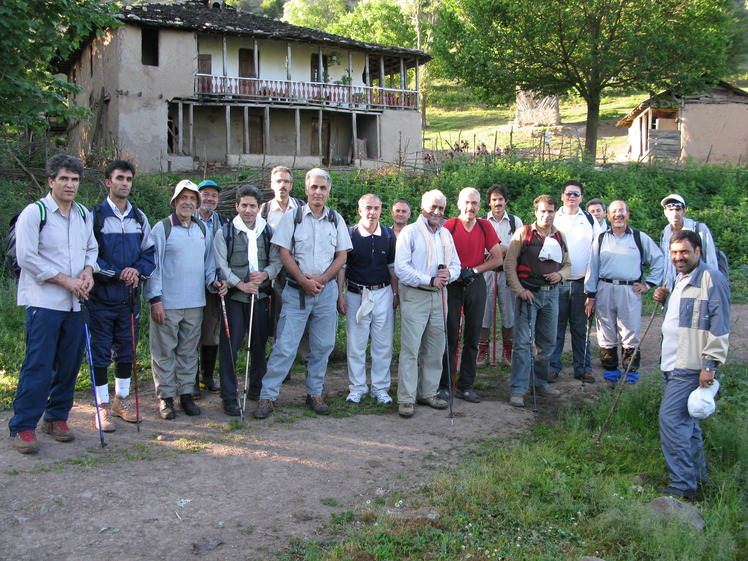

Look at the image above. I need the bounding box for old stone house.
[616,81,748,164]
[55,0,429,172]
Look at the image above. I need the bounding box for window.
[310,54,328,83]
[198,54,212,75]
[239,49,257,78]
[142,28,159,66]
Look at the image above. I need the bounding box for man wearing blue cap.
[194,180,229,398]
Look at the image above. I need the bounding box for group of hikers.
[8,153,730,501]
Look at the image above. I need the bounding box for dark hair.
[671,229,702,251]
[534,194,557,211]
[486,184,508,201]
[104,159,136,180]
[46,154,84,179]
[586,198,605,211]
[236,185,263,204]
[392,199,411,209]
[563,180,584,196]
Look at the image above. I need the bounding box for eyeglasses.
[564,191,581,197]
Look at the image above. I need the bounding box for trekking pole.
[241,293,256,420]
[595,294,663,444]
[581,312,594,392]
[128,287,141,432]
[438,265,455,425]
[490,270,499,366]
[526,299,538,414]
[453,303,464,396]
[79,297,108,448]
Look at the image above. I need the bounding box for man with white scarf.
[337,194,398,405]
[394,190,461,418]
[213,185,281,416]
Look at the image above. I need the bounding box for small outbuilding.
[616,81,748,164]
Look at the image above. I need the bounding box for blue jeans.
[659,369,708,494]
[509,287,559,395]
[549,279,591,375]
[260,281,338,400]
[9,307,85,436]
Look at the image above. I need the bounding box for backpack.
[5,200,86,278]
[91,202,147,247]
[160,215,207,240]
[290,203,341,254]
[693,222,730,282]
[516,225,567,284]
[449,217,489,238]
[597,229,645,282]
[260,197,303,221]
[507,214,518,236]
[581,209,595,227]
[221,220,272,264]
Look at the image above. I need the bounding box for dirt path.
[1,305,745,561]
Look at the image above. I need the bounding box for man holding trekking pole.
[504,195,570,408]
[9,154,99,453]
[88,159,155,432]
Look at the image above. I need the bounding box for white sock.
[115,378,131,399]
[95,384,109,405]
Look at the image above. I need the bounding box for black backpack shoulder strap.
[508,214,517,235]
[160,216,172,240]
[631,228,645,282]
[222,221,235,261]
[582,209,594,227]
[260,202,269,220]
[476,218,487,237]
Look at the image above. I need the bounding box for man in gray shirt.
[253,169,352,419]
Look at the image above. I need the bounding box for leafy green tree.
[282,0,348,30]
[0,0,119,131]
[328,0,417,47]
[434,0,743,158]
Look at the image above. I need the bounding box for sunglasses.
[564,191,581,197]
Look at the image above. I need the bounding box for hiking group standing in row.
[8,155,730,502]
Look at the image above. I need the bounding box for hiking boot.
[95,403,115,433]
[222,399,241,417]
[306,394,330,415]
[346,391,365,404]
[658,486,698,501]
[535,386,561,398]
[416,395,448,409]
[192,382,202,400]
[112,395,138,423]
[374,392,393,404]
[476,339,489,367]
[509,393,525,407]
[12,430,40,454]
[547,370,559,383]
[253,399,274,419]
[574,370,596,383]
[180,394,201,416]
[398,402,415,418]
[41,420,75,442]
[159,398,176,420]
[436,388,450,401]
[503,340,514,363]
[455,388,481,403]
[200,377,220,393]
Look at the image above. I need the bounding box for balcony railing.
[194,74,418,110]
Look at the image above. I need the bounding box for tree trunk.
[584,93,601,161]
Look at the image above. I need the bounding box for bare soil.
[1,305,746,561]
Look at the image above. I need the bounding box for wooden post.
[177,102,183,155]
[225,105,231,156]
[295,108,301,156]
[188,103,194,156]
[243,106,249,153]
[264,106,270,154]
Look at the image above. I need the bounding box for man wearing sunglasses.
[659,194,718,289]
[549,180,602,384]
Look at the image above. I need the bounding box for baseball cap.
[197,180,222,192]
[687,379,720,419]
[661,194,686,208]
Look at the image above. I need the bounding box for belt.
[414,286,439,293]
[520,282,556,292]
[601,278,636,286]
[286,278,306,309]
[347,281,390,294]
[493,265,504,272]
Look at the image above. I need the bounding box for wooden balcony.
[194,74,418,110]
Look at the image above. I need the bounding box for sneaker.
[41,420,75,442]
[436,388,451,401]
[476,340,489,367]
[222,399,241,417]
[574,370,596,383]
[95,403,115,433]
[253,398,274,419]
[374,392,393,404]
[398,402,415,418]
[416,395,448,409]
[535,386,561,398]
[159,397,176,420]
[200,377,220,393]
[509,393,525,408]
[346,391,365,404]
[306,394,330,415]
[12,430,40,454]
[180,394,201,416]
[455,388,481,403]
[112,395,138,423]
[503,340,513,363]
[547,370,559,383]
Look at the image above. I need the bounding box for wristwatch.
[704,366,716,372]
[472,267,479,274]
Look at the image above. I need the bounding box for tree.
[328,0,417,47]
[434,0,743,158]
[0,0,120,132]
[282,0,348,30]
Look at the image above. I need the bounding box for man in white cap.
[653,229,730,500]
[659,193,718,288]
[144,180,225,420]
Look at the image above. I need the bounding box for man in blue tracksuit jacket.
[89,160,156,432]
